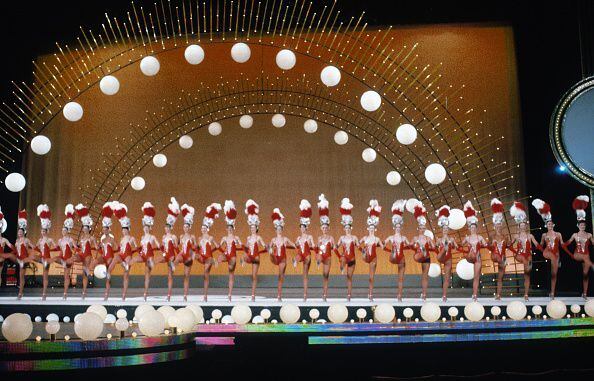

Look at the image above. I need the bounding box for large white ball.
[104,314,116,324]
[531,305,542,316]
[546,300,567,319]
[63,101,83,122]
[303,119,318,134]
[186,305,204,324]
[252,316,265,324]
[334,131,348,145]
[138,310,165,336]
[157,306,176,327]
[211,309,223,320]
[448,209,466,230]
[309,309,320,320]
[428,263,441,278]
[116,309,128,319]
[356,308,367,320]
[115,318,129,332]
[134,304,155,321]
[507,301,527,320]
[403,308,414,319]
[276,49,296,70]
[152,153,167,167]
[31,135,52,155]
[456,259,475,280]
[74,312,103,340]
[585,300,594,317]
[239,115,253,129]
[491,306,501,317]
[327,304,349,324]
[5,173,26,192]
[570,304,581,314]
[140,56,160,76]
[464,302,485,321]
[360,90,381,112]
[179,135,194,149]
[1,313,32,342]
[45,321,60,335]
[231,304,252,325]
[448,307,459,318]
[221,315,235,325]
[46,313,59,322]
[260,309,271,320]
[420,302,441,322]
[386,171,401,186]
[174,308,196,332]
[94,264,107,279]
[362,148,377,163]
[425,163,447,185]
[271,114,286,128]
[130,176,145,191]
[279,304,300,324]
[374,304,395,323]
[184,44,205,65]
[231,42,251,63]
[208,122,222,136]
[87,305,108,321]
[99,75,120,95]
[405,198,419,213]
[320,65,341,87]
[396,124,417,145]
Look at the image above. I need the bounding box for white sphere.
[184,44,205,65]
[279,304,301,324]
[31,135,52,155]
[221,315,235,324]
[491,306,502,317]
[231,42,251,63]
[239,115,254,129]
[327,304,349,324]
[104,314,116,324]
[74,312,104,340]
[208,122,222,136]
[275,49,296,70]
[157,306,176,327]
[585,300,594,317]
[63,101,83,122]
[448,307,459,318]
[420,302,441,322]
[115,317,129,332]
[153,153,168,168]
[87,305,108,321]
[424,163,447,185]
[34,316,42,323]
[570,304,581,314]
[403,308,414,319]
[303,119,318,134]
[546,300,567,319]
[396,124,417,145]
[260,309,271,320]
[45,321,60,335]
[186,305,204,324]
[231,304,252,325]
[428,263,441,278]
[531,305,542,316]
[94,264,107,279]
[2,313,32,342]
[99,75,120,95]
[140,56,160,76]
[138,310,165,336]
[211,309,223,320]
[168,314,180,329]
[320,65,341,87]
[74,313,83,323]
[134,304,155,321]
[174,308,196,332]
[5,173,26,192]
[46,313,59,322]
[63,316,71,323]
[356,308,367,320]
[405,198,419,213]
[130,176,145,191]
[456,259,475,280]
[448,209,466,230]
[179,135,194,149]
[334,131,349,145]
[464,302,485,322]
[309,309,320,320]
[374,304,396,323]
[252,316,265,324]
[271,114,286,128]
[360,90,381,112]
[386,171,401,186]
[361,148,377,163]
[507,301,527,320]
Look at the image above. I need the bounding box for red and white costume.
[140,202,156,262]
[221,200,239,261]
[295,200,314,262]
[75,204,94,260]
[270,208,286,265]
[163,197,180,261]
[533,198,559,257]
[100,202,115,261]
[510,201,531,259]
[435,205,453,263]
[338,198,356,263]
[37,205,53,261]
[572,195,591,256]
[180,203,196,263]
[15,210,29,261]
[245,200,262,264]
[198,203,221,263]
[361,199,381,263]
[59,204,76,262]
[490,198,507,263]
[388,200,407,264]
[317,194,333,262]
[113,202,133,261]
[411,201,432,263]
[0,207,6,235]
[463,201,482,261]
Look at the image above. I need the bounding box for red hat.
[75,203,93,228]
[410,200,427,226]
[245,199,260,227]
[366,199,381,227]
[112,201,130,229]
[64,204,75,231]
[203,203,222,229]
[142,202,156,227]
[271,208,285,229]
[299,199,312,227]
[463,201,478,226]
[391,199,406,226]
[223,200,237,226]
[435,205,450,227]
[573,195,589,222]
[181,204,195,226]
[17,209,27,231]
[318,194,330,226]
[37,204,52,230]
[531,198,552,225]
[0,206,6,234]
[166,197,180,227]
[510,201,527,224]
[490,198,504,225]
[340,198,353,226]
[101,202,114,228]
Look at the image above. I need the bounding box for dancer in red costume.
[384,200,409,301]
[57,205,77,299]
[14,210,35,299]
[139,202,161,301]
[337,198,358,301]
[219,200,242,301]
[0,207,16,288]
[95,202,117,300]
[563,195,594,299]
[35,205,57,300]
[178,203,196,301]
[74,204,97,299]
[435,205,457,301]
[269,208,295,301]
[360,199,384,301]
[162,197,180,301]
[409,200,434,301]
[110,201,139,301]
[316,194,335,301]
[460,201,487,301]
[532,198,563,299]
[294,199,315,301]
[198,203,221,302]
[243,200,266,301]
[488,198,508,300]
[509,201,540,301]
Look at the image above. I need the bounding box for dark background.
[0,0,592,294]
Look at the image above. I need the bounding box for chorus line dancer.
[384,200,409,302]
[162,197,180,301]
[219,200,242,302]
[15,210,35,300]
[269,208,295,301]
[294,199,315,301]
[509,201,540,301]
[178,203,197,302]
[563,195,594,299]
[488,198,508,300]
[198,203,221,302]
[532,198,562,299]
[244,200,266,301]
[140,202,161,301]
[337,198,358,301]
[316,194,335,301]
[410,201,434,301]
[74,204,97,299]
[435,205,457,302]
[361,199,384,301]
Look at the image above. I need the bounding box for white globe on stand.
[211,309,223,320]
[279,304,300,324]
[585,300,594,317]
[571,304,581,314]
[186,305,204,324]
[252,316,265,324]
[208,122,222,136]
[63,102,83,122]
[138,310,165,336]
[152,153,167,168]
[174,308,196,332]
[546,300,567,319]
[507,301,527,320]
[491,306,502,317]
[179,135,193,149]
[327,304,348,324]
[130,176,145,191]
[428,263,441,278]
[425,163,447,185]
[5,173,26,192]
[231,42,251,63]
[309,309,320,320]
[276,49,296,70]
[420,303,441,322]
[239,115,254,129]
[104,314,116,324]
[1,313,32,342]
[374,304,395,323]
[140,56,160,76]
[45,321,60,335]
[448,209,466,230]
[405,198,419,213]
[74,312,103,340]
[231,305,252,325]
[221,315,234,325]
[184,44,205,65]
[403,308,414,319]
[272,114,286,128]
[116,309,127,319]
[94,264,107,279]
[531,305,542,316]
[134,304,155,321]
[157,306,176,327]
[115,318,129,332]
[31,135,52,155]
[46,313,59,322]
[334,131,349,145]
[356,308,367,319]
[260,309,271,320]
[396,124,417,145]
[99,75,120,95]
[448,307,459,318]
[362,148,377,163]
[360,90,381,112]
[464,302,485,321]
[320,65,341,87]
[87,305,108,321]
[386,171,401,186]
[456,259,474,280]
[303,119,318,133]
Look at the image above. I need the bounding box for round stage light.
[34,316,42,323]
[46,313,59,322]
[130,176,145,191]
[208,122,222,136]
[115,318,129,332]
[396,124,417,145]
[186,305,204,324]
[456,259,474,280]
[303,119,318,134]
[239,115,253,129]
[428,263,441,278]
[63,101,83,122]
[374,304,395,323]
[99,75,120,95]
[140,56,160,76]
[179,135,193,149]
[356,308,367,320]
[362,148,377,163]
[386,171,401,186]
[420,302,441,322]
[231,304,252,325]
[570,304,581,314]
[211,309,223,321]
[320,65,341,87]
[5,173,26,193]
[184,44,205,65]
[260,309,271,320]
[231,42,251,63]
[31,135,52,155]
[116,309,127,319]
[104,314,116,324]
[276,49,296,70]
[74,312,103,340]
[425,163,447,185]
[138,310,165,337]
[309,309,320,320]
[152,153,167,168]
[174,308,196,331]
[280,304,300,324]
[272,114,286,128]
[447,307,459,318]
[448,209,466,230]
[546,300,567,319]
[327,304,348,324]
[45,321,60,336]
[252,316,264,324]
[134,304,155,321]
[464,302,485,321]
[87,305,108,321]
[2,313,32,343]
[157,306,175,327]
[94,264,107,279]
[360,90,381,112]
[531,305,542,316]
[585,300,594,317]
[221,315,235,325]
[405,198,419,214]
[334,130,349,145]
[63,316,71,323]
[491,306,501,317]
[506,301,527,320]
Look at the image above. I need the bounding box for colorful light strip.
[195,337,235,346]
